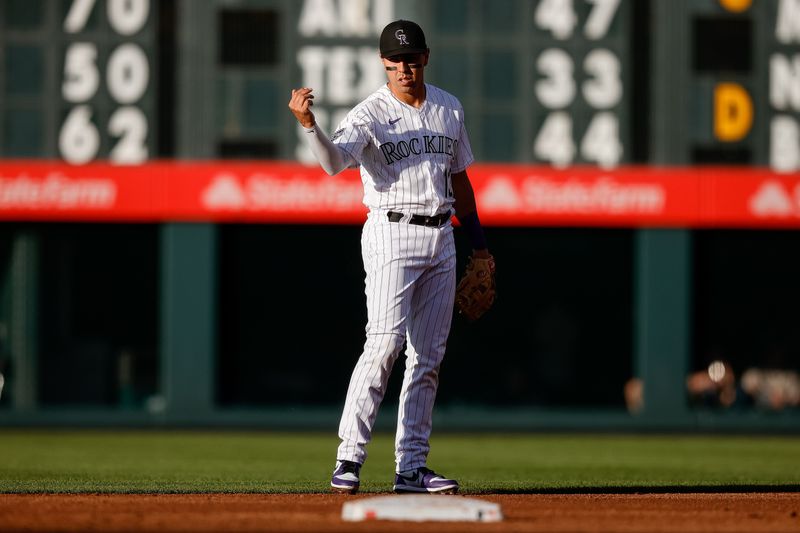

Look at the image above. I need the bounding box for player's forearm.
[452,171,488,252]
[451,171,477,219]
[302,123,352,176]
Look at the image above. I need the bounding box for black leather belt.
[387,210,451,227]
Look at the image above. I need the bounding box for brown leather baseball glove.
[455,254,496,321]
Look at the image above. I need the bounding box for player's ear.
[423,49,430,66]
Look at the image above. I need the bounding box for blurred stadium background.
[0,0,798,431]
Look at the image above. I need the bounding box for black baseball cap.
[379,20,428,58]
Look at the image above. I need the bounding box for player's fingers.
[290,89,313,105]
[289,88,308,101]
[301,92,315,106]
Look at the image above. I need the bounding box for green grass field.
[0,430,798,494]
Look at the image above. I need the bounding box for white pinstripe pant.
[336,211,456,472]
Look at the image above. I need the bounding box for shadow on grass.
[471,485,800,495]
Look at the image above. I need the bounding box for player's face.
[382,52,428,95]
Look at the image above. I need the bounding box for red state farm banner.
[0,160,798,227]
[474,165,800,228]
[0,161,366,223]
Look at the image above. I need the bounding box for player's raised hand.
[288,88,316,129]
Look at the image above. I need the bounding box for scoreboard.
[681,0,800,170]
[292,0,392,164]
[1,0,799,174]
[289,0,631,168]
[764,0,800,171]
[530,0,629,169]
[0,0,157,164]
[59,0,155,164]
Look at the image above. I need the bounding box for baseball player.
[288,19,492,494]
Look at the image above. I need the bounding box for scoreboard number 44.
[533,0,624,168]
[59,0,151,165]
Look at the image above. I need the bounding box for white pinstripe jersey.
[331,83,474,216]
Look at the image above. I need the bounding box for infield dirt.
[1,493,799,532]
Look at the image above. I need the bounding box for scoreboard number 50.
[59,0,150,165]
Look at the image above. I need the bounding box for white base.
[341,494,503,522]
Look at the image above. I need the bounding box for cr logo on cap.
[395,29,409,45]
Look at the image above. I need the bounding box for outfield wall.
[0,162,799,430]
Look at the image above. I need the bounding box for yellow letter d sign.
[714,83,753,142]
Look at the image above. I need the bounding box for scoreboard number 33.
[59,0,151,165]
